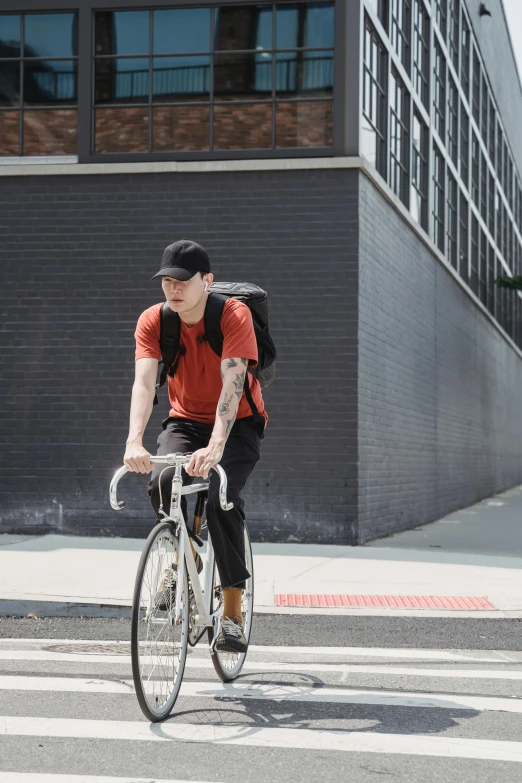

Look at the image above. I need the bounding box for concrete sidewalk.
[1,484,522,618]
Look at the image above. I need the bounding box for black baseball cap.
[152,239,211,281]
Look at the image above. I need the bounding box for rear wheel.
[208,524,254,682]
[131,521,189,722]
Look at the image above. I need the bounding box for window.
[496,120,503,184]
[0,12,78,156]
[470,213,479,294]
[366,0,388,29]
[488,169,495,235]
[460,102,469,187]
[412,0,429,108]
[447,0,459,72]
[92,2,334,154]
[432,144,445,252]
[411,112,428,230]
[447,169,458,268]
[390,0,411,72]
[479,228,487,305]
[480,74,488,148]
[488,100,496,163]
[433,40,445,140]
[487,241,495,315]
[507,155,514,210]
[515,178,522,233]
[496,186,501,247]
[461,12,470,98]
[434,0,447,40]
[472,46,480,126]
[480,150,487,224]
[471,131,479,207]
[389,69,409,205]
[447,75,458,167]
[362,19,387,177]
[502,137,509,196]
[459,190,469,281]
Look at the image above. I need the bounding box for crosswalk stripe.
[5,640,514,663]
[1,649,521,680]
[0,775,216,783]
[0,675,520,714]
[1,715,522,762]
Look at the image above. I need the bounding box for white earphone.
[204,281,209,292]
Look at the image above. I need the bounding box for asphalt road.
[1,613,521,649]
[0,614,521,783]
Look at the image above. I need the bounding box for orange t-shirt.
[135,298,267,425]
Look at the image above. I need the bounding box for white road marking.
[1,639,515,663]
[0,775,215,783]
[1,715,522,762]
[0,649,521,680]
[0,675,521,714]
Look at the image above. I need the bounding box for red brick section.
[275,594,494,610]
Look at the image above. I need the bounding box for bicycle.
[109,453,254,722]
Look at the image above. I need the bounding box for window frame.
[0,9,79,156]
[1,0,342,162]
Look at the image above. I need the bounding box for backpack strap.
[199,292,226,356]
[153,302,185,406]
[199,293,259,418]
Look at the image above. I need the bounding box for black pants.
[148,414,265,590]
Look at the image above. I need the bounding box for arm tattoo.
[233,371,246,400]
[226,417,235,437]
[225,357,247,370]
[218,392,233,416]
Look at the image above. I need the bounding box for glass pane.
[361,115,377,166]
[95,107,148,152]
[23,109,77,155]
[152,105,210,150]
[277,2,334,49]
[153,8,211,54]
[214,53,272,100]
[213,102,272,148]
[24,60,77,105]
[0,110,19,154]
[0,61,20,106]
[0,14,21,57]
[153,56,210,101]
[275,100,332,147]
[215,5,272,51]
[276,50,333,96]
[24,13,76,58]
[95,58,149,104]
[95,11,149,56]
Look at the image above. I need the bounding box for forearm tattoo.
[218,392,234,416]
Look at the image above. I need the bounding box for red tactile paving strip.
[275,594,494,610]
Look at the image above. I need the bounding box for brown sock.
[223,587,243,624]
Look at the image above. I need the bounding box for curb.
[0,600,131,619]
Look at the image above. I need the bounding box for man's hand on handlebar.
[124,441,154,474]
[186,442,224,480]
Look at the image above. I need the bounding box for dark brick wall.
[358,172,522,543]
[0,168,359,543]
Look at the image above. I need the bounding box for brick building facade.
[1,0,521,543]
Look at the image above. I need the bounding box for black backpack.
[154,282,276,415]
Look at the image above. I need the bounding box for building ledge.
[0,156,362,177]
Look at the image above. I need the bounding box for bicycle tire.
[208,524,254,682]
[131,521,189,722]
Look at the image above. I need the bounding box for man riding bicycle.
[123,239,267,654]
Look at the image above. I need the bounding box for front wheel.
[131,521,189,722]
[208,524,254,682]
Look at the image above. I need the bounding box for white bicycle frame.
[110,453,233,642]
